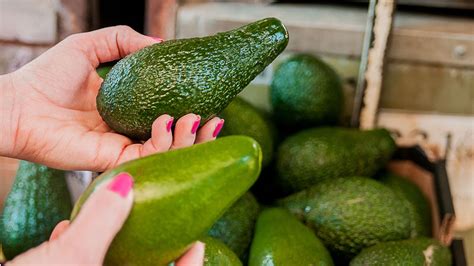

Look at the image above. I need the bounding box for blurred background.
[0,0,473,263]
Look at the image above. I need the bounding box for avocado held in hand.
[97,18,289,140]
[71,136,262,266]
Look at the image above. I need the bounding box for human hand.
[0,26,224,171]
[7,172,205,265]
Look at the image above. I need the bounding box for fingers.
[66,25,162,67]
[49,220,70,241]
[58,172,134,263]
[176,241,205,266]
[170,114,201,150]
[141,114,174,156]
[196,117,224,144]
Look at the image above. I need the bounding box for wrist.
[0,72,20,157]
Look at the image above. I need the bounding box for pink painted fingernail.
[150,36,164,43]
[191,115,201,134]
[166,117,174,132]
[213,119,225,137]
[107,172,133,198]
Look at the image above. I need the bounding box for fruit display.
[0,18,455,265]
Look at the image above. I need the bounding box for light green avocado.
[249,208,333,266]
[202,237,242,266]
[97,18,288,140]
[71,136,262,266]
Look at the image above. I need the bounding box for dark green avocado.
[0,161,72,259]
[271,53,344,128]
[275,127,396,195]
[350,237,452,265]
[98,18,289,140]
[278,176,412,258]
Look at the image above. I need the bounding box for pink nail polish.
[191,116,201,134]
[213,119,225,137]
[166,117,174,132]
[107,172,133,198]
[150,36,164,43]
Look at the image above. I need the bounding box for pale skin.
[0,26,215,264]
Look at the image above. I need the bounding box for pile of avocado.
[1,18,452,266]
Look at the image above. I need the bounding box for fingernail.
[150,36,164,43]
[166,117,174,132]
[107,172,133,198]
[191,115,201,134]
[213,119,225,137]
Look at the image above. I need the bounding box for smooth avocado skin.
[71,136,262,266]
[249,208,333,266]
[278,177,412,258]
[208,192,260,260]
[380,173,432,237]
[98,18,289,140]
[271,53,344,128]
[1,161,72,259]
[219,97,275,167]
[350,237,452,266]
[202,237,243,266]
[275,127,396,195]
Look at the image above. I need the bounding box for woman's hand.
[7,172,205,265]
[0,26,224,171]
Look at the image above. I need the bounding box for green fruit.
[202,237,242,266]
[71,136,262,266]
[98,18,289,140]
[275,127,396,195]
[0,161,72,259]
[208,192,259,259]
[381,173,432,237]
[220,97,275,167]
[278,177,412,258]
[271,53,343,128]
[350,237,452,266]
[249,208,333,266]
[97,65,112,79]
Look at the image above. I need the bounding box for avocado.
[0,161,72,259]
[97,18,289,140]
[219,97,275,167]
[380,173,432,237]
[278,176,412,258]
[71,136,262,266]
[275,127,396,195]
[350,237,452,265]
[270,54,344,128]
[97,65,112,79]
[208,192,259,260]
[249,208,333,266]
[202,237,242,266]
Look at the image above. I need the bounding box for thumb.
[60,172,134,263]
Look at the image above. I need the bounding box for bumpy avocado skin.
[380,173,432,237]
[278,177,413,258]
[202,237,242,266]
[208,192,260,260]
[98,18,289,140]
[249,208,333,266]
[350,237,452,266]
[271,53,344,128]
[219,97,275,167]
[275,127,396,195]
[1,161,72,259]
